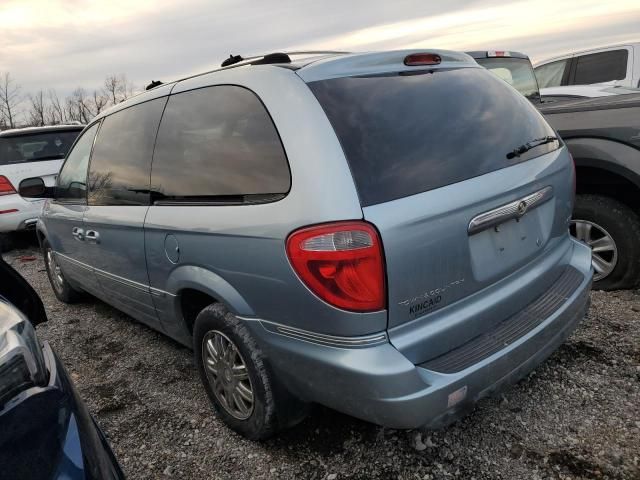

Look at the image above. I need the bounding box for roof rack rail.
[220,50,351,68]
[284,51,352,56]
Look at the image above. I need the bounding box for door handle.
[85,230,100,244]
[71,227,84,241]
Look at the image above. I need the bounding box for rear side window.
[88,98,166,206]
[572,50,628,85]
[56,123,99,203]
[535,59,569,88]
[150,85,290,203]
[0,130,80,166]
[309,67,558,206]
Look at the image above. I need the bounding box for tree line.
[0,72,135,129]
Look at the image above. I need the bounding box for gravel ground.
[4,243,640,480]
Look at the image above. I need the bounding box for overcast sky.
[1,0,639,97]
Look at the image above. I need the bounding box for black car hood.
[0,255,47,326]
[0,344,124,479]
[539,92,640,114]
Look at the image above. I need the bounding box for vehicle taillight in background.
[0,176,16,196]
[404,53,441,66]
[286,221,386,312]
[487,51,511,57]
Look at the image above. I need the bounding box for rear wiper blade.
[506,136,558,159]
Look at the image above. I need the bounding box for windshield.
[309,67,557,206]
[0,130,81,166]
[474,57,540,100]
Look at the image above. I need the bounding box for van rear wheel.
[193,303,307,440]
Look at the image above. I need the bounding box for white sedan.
[0,125,83,250]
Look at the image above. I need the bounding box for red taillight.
[286,221,386,312]
[0,176,16,196]
[404,53,441,66]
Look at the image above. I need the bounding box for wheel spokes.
[232,364,249,381]
[236,382,253,403]
[589,235,615,253]
[202,330,254,420]
[570,219,618,281]
[592,254,613,275]
[232,391,251,417]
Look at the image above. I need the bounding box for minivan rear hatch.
[307,58,575,363]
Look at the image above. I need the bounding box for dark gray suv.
[21,50,592,439]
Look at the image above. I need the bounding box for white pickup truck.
[534,42,640,91]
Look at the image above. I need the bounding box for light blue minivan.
[20,50,592,439]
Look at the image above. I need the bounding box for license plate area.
[469,201,553,282]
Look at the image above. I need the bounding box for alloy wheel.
[46,248,65,293]
[202,330,254,420]
[570,219,618,281]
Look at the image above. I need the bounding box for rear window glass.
[0,130,81,166]
[150,85,290,203]
[309,67,558,206]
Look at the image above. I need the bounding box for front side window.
[534,59,569,88]
[150,85,290,203]
[55,123,100,203]
[572,49,628,85]
[88,98,166,206]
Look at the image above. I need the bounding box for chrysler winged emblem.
[517,200,528,216]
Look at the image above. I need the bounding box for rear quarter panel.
[144,66,387,338]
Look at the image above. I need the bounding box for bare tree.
[27,90,46,126]
[89,89,108,116]
[66,88,94,124]
[46,89,66,125]
[0,72,21,128]
[104,74,120,105]
[65,88,107,123]
[103,74,134,106]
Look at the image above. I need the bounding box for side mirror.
[19,177,51,199]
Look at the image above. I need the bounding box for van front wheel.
[193,303,307,440]
[42,239,84,303]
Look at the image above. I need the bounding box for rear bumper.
[0,195,44,233]
[246,241,593,429]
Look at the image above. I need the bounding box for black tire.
[571,194,640,290]
[194,303,307,440]
[42,238,84,303]
[0,233,14,253]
